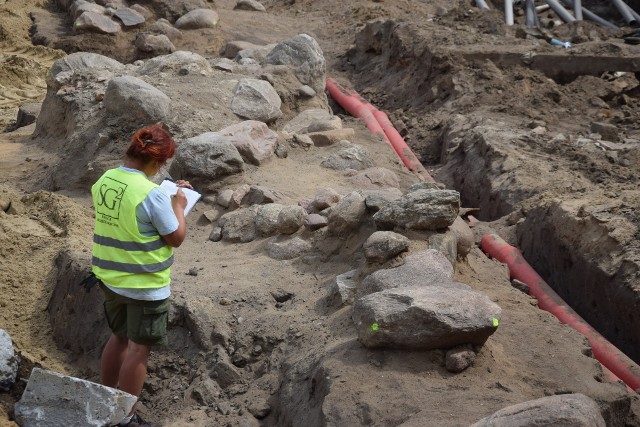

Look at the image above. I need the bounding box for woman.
[91,123,190,427]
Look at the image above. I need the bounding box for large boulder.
[114,7,145,26]
[358,249,456,298]
[74,11,121,34]
[234,0,266,12]
[104,76,171,123]
[149,19,183,42]
[218,121,277,165]
[327,191,366,236]
[169,132,244,184]
[263,34,326,93]
[267,236,312,260]
[278,205,306,235]
[134,33,176,55]
[352,286,501,350]
[141,0,207,21]
[373,189,460,231]
[137,51,211,75]
[255,203,284,237]
[231,79,282,123]
[49,52,124,84]
[0,329,17,391]
[321,142,373,171]
[362,231,409,263]
[346,167,400,189]
[14,368,136,427]
[70,0,105,19]
[470,394,606,427]
[219,208,257,243]
[175,8,219,29]
[281,108,335,134]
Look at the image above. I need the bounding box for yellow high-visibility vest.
[91,168,173,289]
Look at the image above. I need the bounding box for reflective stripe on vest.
[91,168,173,289]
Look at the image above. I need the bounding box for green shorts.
[101,284,169,346]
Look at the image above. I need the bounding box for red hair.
[126,123,175,164]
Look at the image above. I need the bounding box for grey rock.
[445,345,476,373]
[14,368,136,427]
[134,33,176,55]
[141,0,207,22]
[202,207,223,222]
[0,329,17,391]
[363,189,402,212]
[209,226,222,242]
[50,52,124,82]
[232,78,282,123]
[363,231,409,263]
[230,184,251,208]
[255,203,284,237]
[329,270,358,306]
[235,44,276,63]
[304,213,328,231]
[114,7,145,26]
[590,122,619,142]
[209,345,242,388]
[428,229,457,268]
[327,191,366,235]
[212,59,235,72]
[407,181,440,192]
[70,0,105,20]
[14,103,41,129]
[149,19,182,42]
[243,185,281,205]
[189,375,221,406]
[352,286,501,350]
[74,11,121,34]
[292,133,313,148]
[104,76,170,123]
[248,399,271,418]
[235,0,266,12]
[307,128,355,147]
[449,216,474,258]
[218,120,277,165]
[306,117,342,133]
[217,189,234,208]
[137,50,211,75]
[298,85,316,98]
[358,249,457,298]
[175,8,219,29]
[511,279,530,294]
[263,34,326,93]
[169,132,244,183]
[278,205,306,235]
[130,4,153,19]
[220,208,257,243]
[374,189,460,231]
[470,393,606,427]
[267,236,312,260]
[321,143,374,171]
[282,108,333,134]
[310,187,341,212]
[223,40,262,59]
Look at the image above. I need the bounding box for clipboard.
[159,180,201,216]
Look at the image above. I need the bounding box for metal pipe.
[611,0,637,25]
[626,3,640,23]
[546,0,576,22]
[560,0,619,29]
[505,0,514,25]
[526,0,537,27]
[574,0,583,20]
[475,0,490,10]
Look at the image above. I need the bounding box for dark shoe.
[119,413,159,427]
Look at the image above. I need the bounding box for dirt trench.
[342,16,640,367]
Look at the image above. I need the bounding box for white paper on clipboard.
[159,180,201,216]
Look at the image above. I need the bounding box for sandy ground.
[1,0,640,426]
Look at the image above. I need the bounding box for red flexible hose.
[481,233,640,392]
[326,78,433,180]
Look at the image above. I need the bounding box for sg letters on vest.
[97,177,127,225]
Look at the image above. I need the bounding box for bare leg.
[101,334,128,388]
[118,341,152,399]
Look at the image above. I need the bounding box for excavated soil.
[1,0,640,426]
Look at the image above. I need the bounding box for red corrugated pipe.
[481,233,640,392]
[326,78,433,181]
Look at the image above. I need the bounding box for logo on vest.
[97,177,127,220]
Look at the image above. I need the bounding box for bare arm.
[162,188,187,247]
